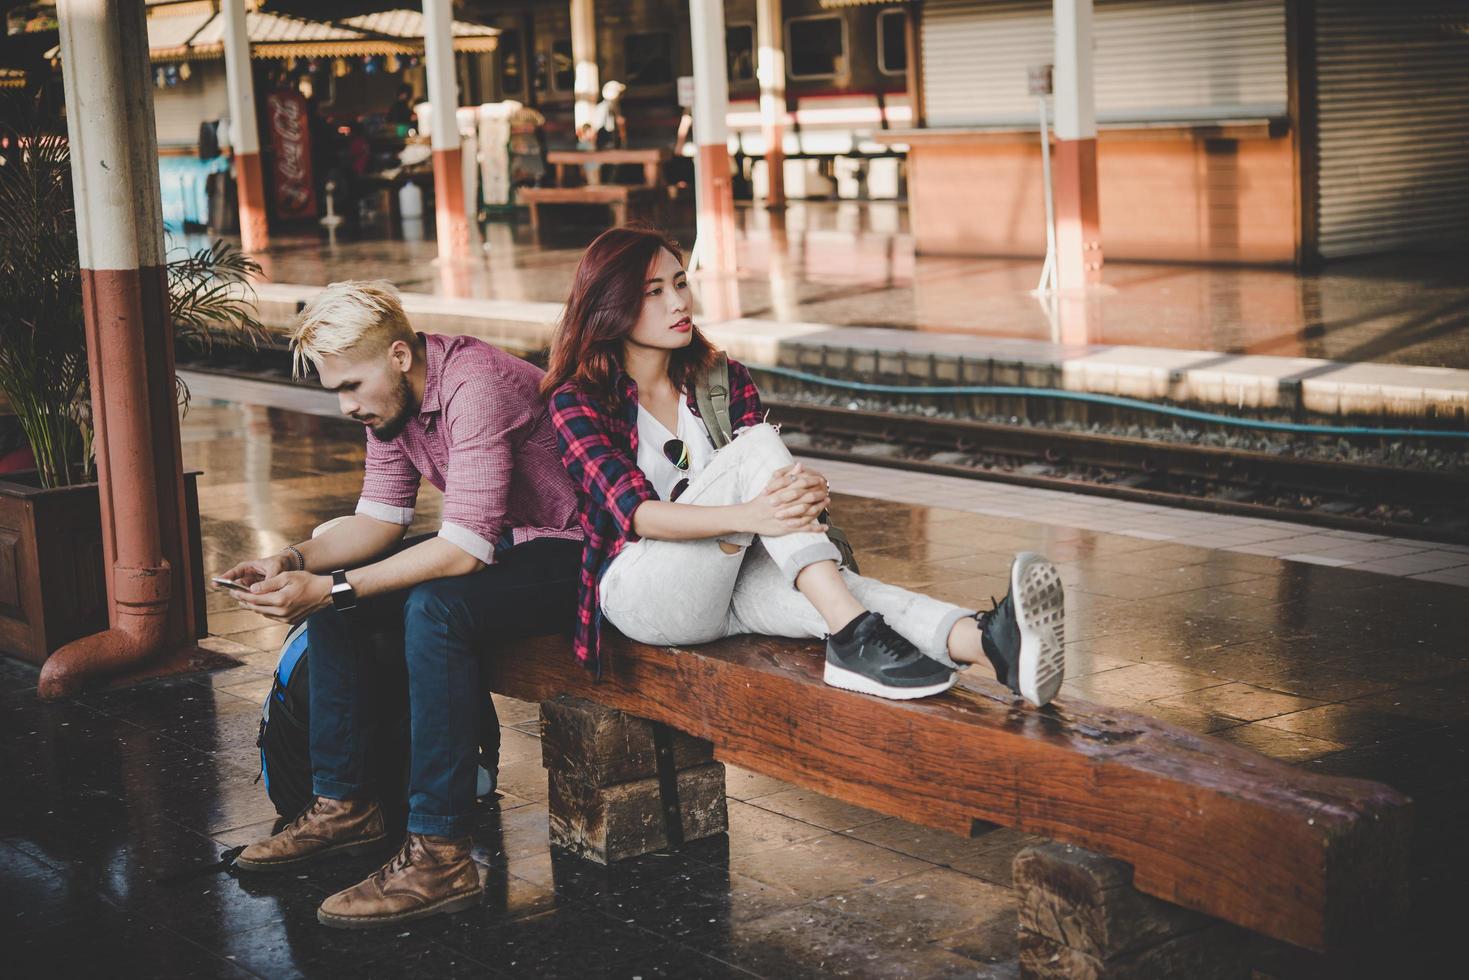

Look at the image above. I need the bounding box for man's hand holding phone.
[217,553,290,589]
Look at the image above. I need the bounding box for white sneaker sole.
[1011,552,1066,707]
[823,661,957,700]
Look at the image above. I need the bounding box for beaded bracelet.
[282,544,305,572]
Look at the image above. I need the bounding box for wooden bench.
[516,147,676,231]
[488,630,1411,960]
[514,184,666,232]
[545,147,671,188]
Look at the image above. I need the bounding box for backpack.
[693,353,860,573]
[256,619,498,832]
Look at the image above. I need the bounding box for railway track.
[175,345,1469,545]
[768,400,1469,545]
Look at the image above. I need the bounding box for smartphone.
[212,576,252,593]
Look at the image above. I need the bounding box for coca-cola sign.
[266,90,316,219]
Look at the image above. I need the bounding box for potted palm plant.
[0,100,265,664]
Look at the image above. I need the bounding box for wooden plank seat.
[516,184,666,231]
[546,147,672,187]
[487,630,1411,955]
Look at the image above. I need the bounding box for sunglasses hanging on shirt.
[663,438,690,502]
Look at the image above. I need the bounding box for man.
[219,280,582,928]
[591,79,628,150]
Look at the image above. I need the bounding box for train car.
[476,0,913,158]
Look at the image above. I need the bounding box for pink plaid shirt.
[356,333,582,562]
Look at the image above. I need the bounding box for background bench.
[518,148,675,231]
[545,147,671,188]
[515,184,665,232]
[488,630,1410,962]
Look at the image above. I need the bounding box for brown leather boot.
[316,833,481,929]
[234,796,387,873]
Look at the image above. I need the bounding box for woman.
[544,228,1066,706]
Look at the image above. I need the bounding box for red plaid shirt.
[549,358,764,672]
[357,333,582,562]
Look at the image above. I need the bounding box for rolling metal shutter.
[1314,0,1469,258]
[921,0,1286,128]
[151,64,230,150]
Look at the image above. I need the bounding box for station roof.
[30,2,497,62]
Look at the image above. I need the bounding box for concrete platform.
[250,279,1469,422]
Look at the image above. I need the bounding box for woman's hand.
[741,463,831,537]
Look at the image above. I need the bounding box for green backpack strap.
[693,352,860,574]
[694,352,734,449]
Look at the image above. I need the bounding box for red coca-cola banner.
[266,90,316,219]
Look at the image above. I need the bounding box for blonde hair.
[290,279,416,379]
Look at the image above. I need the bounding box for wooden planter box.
[0,471,205,666]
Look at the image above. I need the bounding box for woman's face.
[625,248,693,352]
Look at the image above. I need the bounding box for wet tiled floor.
[4,398,1466,978]
[195,202,1469,369]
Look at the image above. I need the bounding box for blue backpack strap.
[276,621,311,688]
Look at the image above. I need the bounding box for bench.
[488,630,1411,961]
[517,147,677,231]
[514,184,666,232]
[545,147,671,188]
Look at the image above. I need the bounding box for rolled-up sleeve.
[437,373,522,564]
[357,429,419,525]
[550,387,655,542]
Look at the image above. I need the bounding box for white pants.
[599,424,974,669]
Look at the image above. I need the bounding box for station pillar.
[423,0,469,261]
[571,0,599,136]
[43,0,197,698]
[1053,0,1103,290]
[689,0,739,307]
[222,0,267,253]
[756,0,786,209]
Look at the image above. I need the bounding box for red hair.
[540,226,719,406]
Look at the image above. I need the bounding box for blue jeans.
[308,537,580,838]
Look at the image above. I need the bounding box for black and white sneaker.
[975,552,1066,707]
[824,612,956,700]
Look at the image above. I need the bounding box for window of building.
[786,15,846,80]
[727,24,755,84]
[625,32,673,87]
[499,29,523,95]
[552,39,574,93]
[878,10,907,76]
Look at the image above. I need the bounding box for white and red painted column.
[423,0,469,260]
[689,0,738,282]
[43,0,196,698]
[1052,0,1102,290]
[756,0,786,209]
[222,0,267,253]
[570,0,599,137]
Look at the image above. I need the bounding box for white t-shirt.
[635,396,715,501]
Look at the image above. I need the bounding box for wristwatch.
[329,569,358,612]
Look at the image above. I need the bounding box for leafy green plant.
[0,99,264,488]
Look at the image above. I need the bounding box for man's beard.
[365,373,416,442]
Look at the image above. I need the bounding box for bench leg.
[540,695,727,864]
[1014,842,1254,980]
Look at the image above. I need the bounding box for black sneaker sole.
[823,661,957,700]
[233,833,388,873]
[316,888,482,929]
[1010,552,1066,707]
